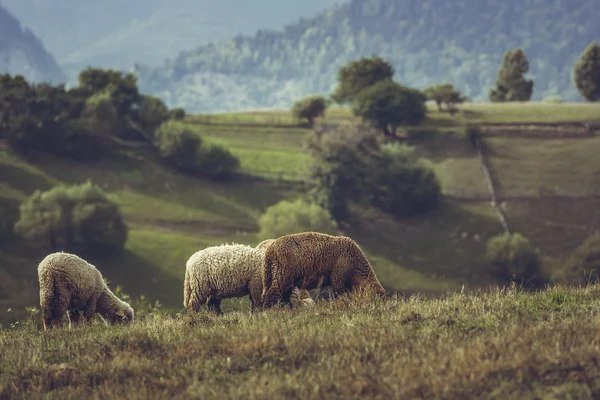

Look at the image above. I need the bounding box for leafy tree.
[307,121,382,222]
[423,83,468,113]
[554,233,600,285]
[331,56,394,105]
[0,199,19,244]
[258,198,337,241]
[573,42,600,101]
[489,49,534,102]
[370,143,441,218]
[78,67,141,117]
[291,95,327,127]
[352,81,427,136]
[14,181,128,255]
[485,233,542,286]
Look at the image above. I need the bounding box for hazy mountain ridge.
[136,0,600,113]
[0,5,65,83]
[0,0,345,77]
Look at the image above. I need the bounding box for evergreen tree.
[489,49,534,102]
[573,42,600,101]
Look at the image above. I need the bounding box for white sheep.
[183,243,314,314]
[38,252,134,330]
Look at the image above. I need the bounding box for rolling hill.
[136,0,600,113]
[2,101,600,324]
[0,4,65,83]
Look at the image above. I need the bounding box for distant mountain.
[0,0,345,77]
[0,5,65,83]
[135,0,600,113]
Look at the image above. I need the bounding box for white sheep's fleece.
[38,251,134,330]
[184,243,266,311]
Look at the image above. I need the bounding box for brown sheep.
[256,239,275,251]
[261,232,385,309]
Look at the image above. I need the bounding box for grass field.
[2,285,600,399]
[3,101,600,324]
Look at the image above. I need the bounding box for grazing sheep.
[261,232,386,309]
[38,252,134,330]
[184,243,268,314]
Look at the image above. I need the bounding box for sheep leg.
[68,310,82,328]
[82,297,98,324]
[329,268,349,298]
[207,298,222,315]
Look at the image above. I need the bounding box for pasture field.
[2,101,600,323]
[1,285,600,399]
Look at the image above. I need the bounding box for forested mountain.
[0,0,344,77]
[0,5,65,83]
[136,0,600,113]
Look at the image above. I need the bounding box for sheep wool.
[183,243,266,313]
[38,252,134,330]
[261,232,386,309]
[255,239,276,251]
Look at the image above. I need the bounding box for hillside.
[136,0,600,113]
[0,5,65,83]
[0,0,345,77]
[2,102,600,324]
[2,285,600,399]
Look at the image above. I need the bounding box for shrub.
[554,233,600,285]
[168,108,186,120]
[485,233,542,286]
[154,120,239,180]
[14,181,127,256]
[291,96,327,126]
[370,143,441,218]
[258,198,338,241]
[154,120,203,173]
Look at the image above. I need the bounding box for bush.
[258,198,338,241]
[196,144,240,180]
[352,81,427,136]
[370,143,441,218]
[485,233,542,286]
[291,96,327,126]
[154,120,203,172]
[154,120,239,180]
[14,181,128,256]
[554,233,600,285]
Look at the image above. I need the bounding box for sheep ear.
[115,310,125,318]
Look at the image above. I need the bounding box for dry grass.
[2,284,600,399]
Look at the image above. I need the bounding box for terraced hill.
[2,102,600,323]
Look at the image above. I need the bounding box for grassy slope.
[2,285,600,399]
[2,102,600,323]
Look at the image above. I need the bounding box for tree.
[331,56,395,104]
[485,233,542,286]
[489,49,534,102]
[291,96,327,127]
[573,42,600,101]
[423,83,468,113]
[307,121,382,222]
[258,198,337,240]
[352,81,427,136]
[14,181,128,255]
